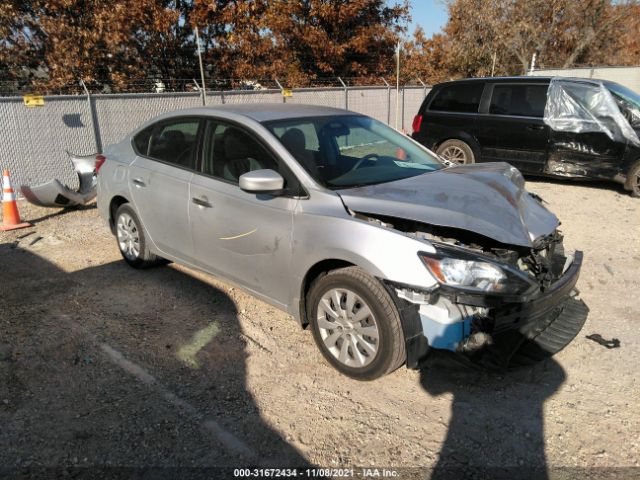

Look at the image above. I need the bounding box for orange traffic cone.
[1,170,32,231]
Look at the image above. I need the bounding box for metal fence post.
[275,78,285,103]
[401,86,405,131]
[417,78,427,99]
[192,78,206,106]
[80,80,102,153]
[381,77,391,125]
[338,77,348,110]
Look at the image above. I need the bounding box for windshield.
[606,82,640,129]
[263,115,443,188]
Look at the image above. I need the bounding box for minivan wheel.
[436,139,475,164]
[115,204,162,268]
[306,267,406,380]
[625,161,640,197]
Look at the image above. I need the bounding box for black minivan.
[411,76,640,196]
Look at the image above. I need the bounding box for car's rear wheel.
[625,161,640,197]
[306,267,406,380]
[115,204,162,269]
[436,139,475,165]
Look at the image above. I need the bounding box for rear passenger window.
[133,126,153,156]
[147,119,200,169]
[490,85,548,117]
[429,83,484,113]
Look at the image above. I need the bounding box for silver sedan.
[97,104,587,379]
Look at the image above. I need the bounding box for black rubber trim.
[382,281,430,370]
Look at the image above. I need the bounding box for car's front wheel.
[115,204,162,268]
[625,161,640,197]
[307,267,406,380]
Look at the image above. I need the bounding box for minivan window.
[489,84,548,117]
[429,83,484,113]
[147,119,200,169]
[607,82,640,129]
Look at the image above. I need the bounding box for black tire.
[306,267,406,380]
[436,139,475,165]
[625,161,640,198]
[114,203,162,269]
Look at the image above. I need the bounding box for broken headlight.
[419,245,537,296]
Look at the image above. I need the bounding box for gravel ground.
[1,178,639,479]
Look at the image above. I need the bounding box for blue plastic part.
[421,315,472,351]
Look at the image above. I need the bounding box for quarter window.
[489,84,548,117]
[133,126,153,156]
[429,83,484,113]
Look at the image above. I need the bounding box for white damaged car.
[97,104,588,380]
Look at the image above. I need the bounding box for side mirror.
[239,169,285,194]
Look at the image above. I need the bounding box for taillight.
[412,114,423,134]
[95,154,106,173]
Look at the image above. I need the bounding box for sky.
[405,0,449,37]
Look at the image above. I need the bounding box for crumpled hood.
[337,162,559,248]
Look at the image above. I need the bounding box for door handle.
[132,178,146,187]
[527,125,545,131]
[192,196,212,208]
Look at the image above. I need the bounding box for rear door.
[129,117,202,262]
[476,83,550,173]
[419,82,484,151]
[188,119,300,306]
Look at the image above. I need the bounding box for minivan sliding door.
[477,83,550,174]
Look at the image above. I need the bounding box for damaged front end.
[385,219,588,370]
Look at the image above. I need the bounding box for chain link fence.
[0,85,429,192]
[529,66,640,93]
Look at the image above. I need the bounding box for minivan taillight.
[95,154,106,173]
[412,114,423,134]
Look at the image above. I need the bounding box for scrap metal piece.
[20,151,98,207]
[585,333,621,349]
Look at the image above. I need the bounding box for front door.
[545,81,628,179]
[477,83,550,173]
[189,120,299,307]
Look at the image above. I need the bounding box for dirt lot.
[1,178,639,478]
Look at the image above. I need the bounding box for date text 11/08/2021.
[233,468,400,477]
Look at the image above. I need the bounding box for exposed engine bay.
[355,211,588,369]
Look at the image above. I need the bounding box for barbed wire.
[0,76,433,96]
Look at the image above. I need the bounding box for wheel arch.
[298,259,356,328]
[108,195,130,234]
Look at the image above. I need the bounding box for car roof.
[431,76,609,88]
[161,103,354,123]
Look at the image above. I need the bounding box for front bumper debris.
[20,151,97,208]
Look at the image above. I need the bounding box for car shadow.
[420,350,566,480]
[22,202,97,225]
[0,245,310,475]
